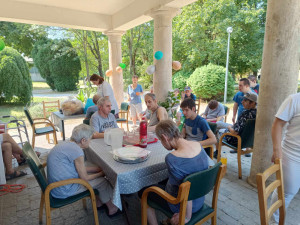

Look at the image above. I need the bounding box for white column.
[248,0,300,186]
[105,31,125,108]
[148,7,181,102]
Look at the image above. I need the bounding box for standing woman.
[128,75,143,126]
[90,74,119,118]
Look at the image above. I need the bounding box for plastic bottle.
[220,151,227,165]
[139,117,148,148]
[178,115,185,132]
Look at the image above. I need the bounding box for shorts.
[130,103,143,117]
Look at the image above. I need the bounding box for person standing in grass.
[128,75,143,126]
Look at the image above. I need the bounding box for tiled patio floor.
[1,118,299,225]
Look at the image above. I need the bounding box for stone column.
[248,0,300,186]
[148,7,181,102]
[105,31,125,108]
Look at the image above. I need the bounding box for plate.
[113,154,149,164]
[113,146,149,160]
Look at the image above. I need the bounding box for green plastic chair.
[116,102,130,130]
[22,142,99,225]
[217,119,256,179]
[24,107,58,148]
[223,105,230,123]
[141,162,226,225]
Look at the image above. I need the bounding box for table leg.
[61,120,65,141]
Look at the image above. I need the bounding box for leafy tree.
[187,63,235,101]
[0,47,32,104]
[0,22,47,57]
[172,70,193,91]
[32,39,81,91]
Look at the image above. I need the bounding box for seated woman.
[47,124,119,217]
[1,133,27,180]
[141,120,209,225]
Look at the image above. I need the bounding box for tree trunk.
[247,0,300,186]
[82,31,91,87]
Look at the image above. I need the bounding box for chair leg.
[209,146,213,159]
[39,193,45,224]
[32,134,36,149]
[53,131,58,145]
[127,122,129,131]
[90,196,99,225]
[211,215,217,225]
[45,196,51,225]
[82,198,87,210]
[46,134,50,144]
[237,148,242,179]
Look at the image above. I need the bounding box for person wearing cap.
[183,86,196,101]
[232,78,257,124]
[214,92,257,158]
[128,75,143,126]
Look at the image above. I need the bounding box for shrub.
[32,39,81,92]
[0,47,32,104]
[187,63,235,101]
[172,70,192,91]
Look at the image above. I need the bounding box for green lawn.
[32,81,50,90]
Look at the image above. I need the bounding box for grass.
[32,82,50,90]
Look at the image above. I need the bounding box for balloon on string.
[146,65,155,75]
[154,51,163,60]
[105,69,113,77]
[0,40,5,51]
[172,61,181,71]
[116,66,122,73]
[119,63,126,69]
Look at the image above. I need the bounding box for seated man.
[47,124,119,216]
[182,86,196,101]
[201,100,225,122]
[85,94,100,120]
[90,97,118,139]
[144,93,168,132]
[214,92,257,158]
[181,98,217,149]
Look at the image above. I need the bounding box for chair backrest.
[24,107,34,126]
[83,119,90,125]
[224,105,228,115]
[240,119,256,148]
[183,162,222,200]
[256,159,285,225]
[120,102,129,111]
[22,142,48,192]
[42,100,60,118]
[195,97,201,115]
[208,122,217,134]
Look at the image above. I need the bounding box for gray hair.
[71,124,95,143]
[145,93,156,100]
[155,120,181,141]
[97,97,110,107]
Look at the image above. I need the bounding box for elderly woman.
[140,120,209,225]
[47,124,119,217]
[1,133,27,180]
[90,74,119,118]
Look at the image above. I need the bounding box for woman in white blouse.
[90,74,119,118]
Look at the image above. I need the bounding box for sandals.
[6,171,27,180]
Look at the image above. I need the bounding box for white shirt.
[276,93,300,160]
[97,81,119,114]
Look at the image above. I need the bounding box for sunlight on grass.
[32,82,50,90]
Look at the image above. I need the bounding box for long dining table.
[86,138,169,210]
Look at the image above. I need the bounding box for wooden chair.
[256,159,285,225]
[217,119,256,179]
[24,107,58,148]
[22,142,99,225]
[195,97,201,115]
[117,102,130,131]
[223,105,230,123]
[141,162,226,225]
[203,122,217,159]
[42,100,60,118]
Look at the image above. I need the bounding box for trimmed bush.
[0,47,32,104]
[187,63,235,101]
[172,70,192,91]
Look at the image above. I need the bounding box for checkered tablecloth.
[86,139,169,210]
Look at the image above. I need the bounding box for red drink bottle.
[139,118,147,148]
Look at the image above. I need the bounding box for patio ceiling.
[0,0,197,32]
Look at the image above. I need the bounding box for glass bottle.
[139,117,147,148]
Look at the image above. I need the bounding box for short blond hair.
[97,97,110,107]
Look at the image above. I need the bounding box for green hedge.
[0,47,32,104]
[172,70,192,91]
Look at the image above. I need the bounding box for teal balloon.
[119,63,126,69]
[0,40,5,51]
[154,51,163,60]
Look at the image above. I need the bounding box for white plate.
[113,146,149,161]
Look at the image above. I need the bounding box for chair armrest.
[217,132,242,161]
[32,118,52,122]
[42,162,47,168]
[32,121,56,131]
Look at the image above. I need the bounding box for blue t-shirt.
[47,142,84,199]
[184,115,211,141]
[90,112,118,133]
[165,149,209,213]
[233,90,256,118]
[84,98,94,114]
[128,84,143,104]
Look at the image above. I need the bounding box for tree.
[0,47,32,104]
[0,22,47,57]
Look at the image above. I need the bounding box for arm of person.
[86,166,102,173]
[75,156,104,181]
[90,115,104,139]
[271,118,286,162]
[92,132,104,139]
[216,106,225,121]
[200,130,217,146]
[232,102,238,123]
[228,125,238,135]
[147,107,169,132]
